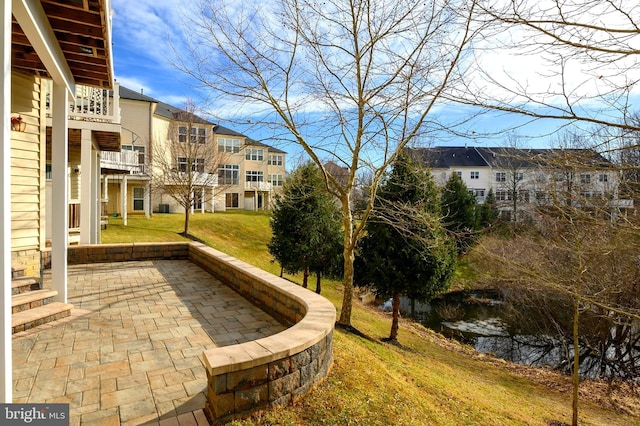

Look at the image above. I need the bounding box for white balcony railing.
[245,181,273,191]
[100,151,145,174]
[46,81,120,124]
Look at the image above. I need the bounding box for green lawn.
[103,212,639,425]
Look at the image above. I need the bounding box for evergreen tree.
[479,188,499,228]
[268,162,343,293]
[441,172,479,254]
[355,154,456,341]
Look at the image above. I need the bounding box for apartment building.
[410,146,633,221]
[116,87,286,215]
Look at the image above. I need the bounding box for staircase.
[11,264,73,334]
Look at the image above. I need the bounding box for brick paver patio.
[12,260,287,425]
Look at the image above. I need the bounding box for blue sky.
[110,1,638,160]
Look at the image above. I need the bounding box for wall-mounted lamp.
[11,115,26,132]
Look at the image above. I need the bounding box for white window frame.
[218,138,240,153]
[470,171,479,179]
[496,172,506,182]
[268,154,283,166]
[178,126,187,143]
[245,148,264,161]
[133,187,145,211]
[218,164,239,185]
[268,174,284,186]
[246,170,264,182]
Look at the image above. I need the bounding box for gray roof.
[118,86,158,103]
[410,146,610,169]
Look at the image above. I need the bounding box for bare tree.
[476,141,640,426]
[439,0,639,138]
[152,101,224,235]
[175,0,481,326]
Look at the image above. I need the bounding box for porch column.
[0,0,11,403]
[201,187,205,213]
[90,148,99,242]
[144,182,150,218]
[80,128,91,244]
[103,174,109,204]
[51,82,69,302]
[211,188,215,212]
[122,174,128,226]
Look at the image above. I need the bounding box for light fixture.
[11,115,26,132]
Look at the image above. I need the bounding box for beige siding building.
[116,87,286,214]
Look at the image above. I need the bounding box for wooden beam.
[12,0,75,97]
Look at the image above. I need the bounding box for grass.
[102,212,639,425]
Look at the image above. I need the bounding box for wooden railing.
[46,81,120,124]
[100,151,145,174]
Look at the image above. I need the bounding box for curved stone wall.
[67,242,336,424]
[188,243,335,424]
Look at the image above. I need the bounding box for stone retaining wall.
[66,242,336,424]
[188,243,335,424]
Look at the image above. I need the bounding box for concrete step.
[11,264,27,279]
[11,277,41,295]
[12,302,73,334]
[12,290,58,314]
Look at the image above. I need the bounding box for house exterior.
[2,0,117,402]
[116,87,286,214]
[410,146,632,221]
[215,136,286,211]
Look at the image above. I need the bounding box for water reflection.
[401,290,640,380]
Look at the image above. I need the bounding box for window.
[198,128,206,144]
[225,193,239,208]
[516,172,524,181]
[268,174,284,186]
[218,165,239,185]
[496,172,506,182]
[133,187,145,211]
[470,171,479,179]
[580,173,591,184]
[218,138,240,153]
[190,127,197,143]
[177,157,188,172]
[456,171,462,178]
[495,190,511,201]
[268,154,283,166]
[46,163,52,180]
[178,126,187,143]
[519,190,530,203]
[194,158,205,173]
[599,174,608,183]
[245,148,264,161]
[246,170,264,182]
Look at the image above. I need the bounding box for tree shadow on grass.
[335,322,379,343]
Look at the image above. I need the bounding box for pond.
[388,290,640,380]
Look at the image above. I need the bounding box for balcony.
[46,81,120,124]
[245,181,273,191]
[100,151,146,174]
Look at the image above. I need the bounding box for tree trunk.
[184,206,190,235]
[302,266,309,288]
[572,297,580,426]
[390,292,401,341]
[338,204,355,326]
[316,271,321,294]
